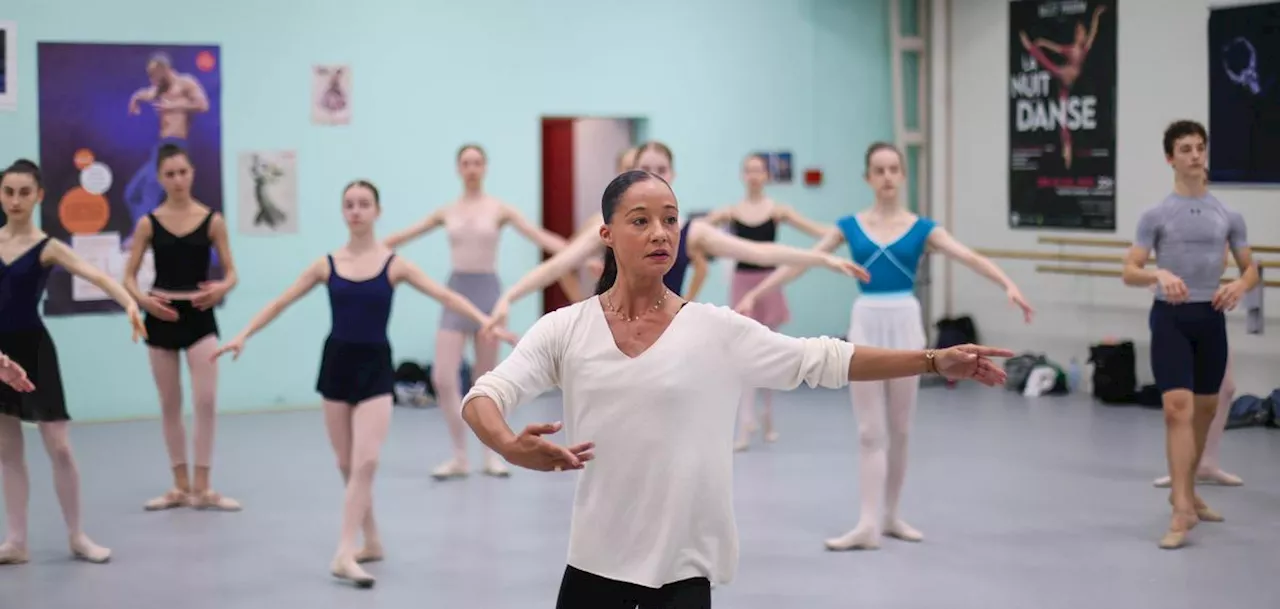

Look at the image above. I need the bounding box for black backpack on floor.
[1089,341,1138,405]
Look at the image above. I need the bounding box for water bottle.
[1067,357,1082,392]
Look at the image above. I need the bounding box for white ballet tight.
[323,396,392,585]
[147,336,220,491]
[825,375,923,550]
[430,329,504,477]
[0,415,110,563]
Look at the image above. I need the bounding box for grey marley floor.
[1,384,1276,609]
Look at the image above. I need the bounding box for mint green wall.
[0,0,892,421]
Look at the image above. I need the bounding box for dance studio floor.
[2,383,1276,609]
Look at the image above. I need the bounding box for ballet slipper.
[733,438,750,452]
[482,455,510,478]
[1167,493,1224,523]
[823,526,881,551]
[1198,469,1243,486]
[1189,495,1224,523]
[355,543,384,564]
[330,555,376,588]
[1153,469,1244,488]
[0,542,29,565]
[1159,511,1199,550]
[189,489,242,512]
[431,458,469,481]
[143,488,189,511]
[883,519,923,542]
[69,534,111,564]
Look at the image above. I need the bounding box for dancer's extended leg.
[186,336,239,511]
[37,421,110,563]
[430,330,471,479]
[1159,389,1200,549]
[1154,360,1241,487]
[323,399,382,563]
[327,396,392,588]
[825,380,888,551]
[471,332,509,477]
[143,347,190,510]
[0,415,29,564]
[882,375,923,542]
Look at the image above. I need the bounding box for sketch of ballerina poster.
[237,150,298,235]
[311,64,351,125]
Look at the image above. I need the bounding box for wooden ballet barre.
[1035,264,1280,288]
[1038,236,1280,255]
[978,248,1280,268]
[974,248,1124,263]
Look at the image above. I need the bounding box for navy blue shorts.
[1148,301,1228,395]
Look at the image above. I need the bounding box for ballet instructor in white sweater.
[461,169,1012,608]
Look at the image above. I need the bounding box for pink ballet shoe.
[189,489,242,512]
[883,519,923,542]
[823,527,881,551]
[483,455,510,478]
[331,556,376,588]
[0,542,29,565]
[69,535,111,564]
[143,488,190,511]
[431,459,469,480]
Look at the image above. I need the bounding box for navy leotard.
[315,253,397,405]
[662,220,694,294]
[0,237,70,421]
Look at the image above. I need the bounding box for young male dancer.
[1121,119,1258,549]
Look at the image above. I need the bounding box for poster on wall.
[752,151,794,184]
[1008,0,1116,231]
[237,150,299,235]
[1208,2,1280,185]
[0,21,16,111]
[311,65,351,125]
[37,42,224,316]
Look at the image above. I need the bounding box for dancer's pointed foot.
[883,518,923,542]
[69,534,111,564]
[143,488,189,511]
[1167,492,1223,523]
[0,541,29,565]
[431,458,469,480]
[1158,511,1199,550]
[189,489,242,512]
[331,555,376,588]
[823,526,880,551]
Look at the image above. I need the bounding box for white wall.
[571,118,634,291]
[933,0,1278,395]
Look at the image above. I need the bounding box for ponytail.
[594,247,618,295]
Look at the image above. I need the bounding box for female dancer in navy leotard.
[213,179,515,588]
[0,159,146,566]
[737,142,1033,551]
[0,352,35,393]
[483,141,869,330]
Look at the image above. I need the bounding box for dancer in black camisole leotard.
[122,143,242,513]
[214,179,514,588]
[0,159,146,566]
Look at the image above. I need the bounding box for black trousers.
[555,565,712,609]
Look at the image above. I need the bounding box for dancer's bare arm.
[384,209,446,249]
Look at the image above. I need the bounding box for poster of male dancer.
[36,42,223,316]
[1007,0,1116,231]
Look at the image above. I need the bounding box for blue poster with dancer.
[36,42,224,316]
